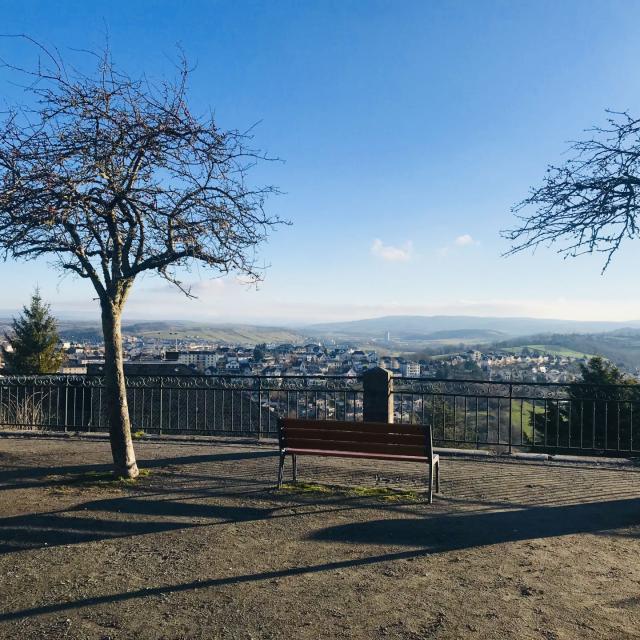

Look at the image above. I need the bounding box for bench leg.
[277,452,286,489]
[435,460,440,493]
[428,461,433,504]
[292,454,298,483]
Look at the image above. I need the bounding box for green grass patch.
[132,430,146,440]
[280,481,334,494]
[279,481,421,502]
[501,345,595,359]
[509,399,544,441]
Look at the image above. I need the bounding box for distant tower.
[385,331,391,342]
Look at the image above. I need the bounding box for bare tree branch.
[0,37,285,306]
[502,110,640,271]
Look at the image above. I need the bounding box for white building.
[401,362,421,377]
[168,350,219,370]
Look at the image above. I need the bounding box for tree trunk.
[101,300,139,478]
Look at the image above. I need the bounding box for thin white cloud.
[438,234,479,257]
[454,234,477,247]
[189,279,226,294]
[370,239,413,262]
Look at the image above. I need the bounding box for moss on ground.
[279,481,421,502]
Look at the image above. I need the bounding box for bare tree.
[503,110,640,270]
[0,40,283,477]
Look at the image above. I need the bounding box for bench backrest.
[279,418,433,459]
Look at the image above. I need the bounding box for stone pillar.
[362,367,394,423]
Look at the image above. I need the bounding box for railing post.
[64,376,69,432]
[257,377,263,440]
[508,382,513,454]
[363,367,394,423]
[158,377,163,435]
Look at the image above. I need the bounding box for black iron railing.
[395,377,640,455]
[1,373,639,456]
[0,374,363,437]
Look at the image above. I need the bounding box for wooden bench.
[277,418,441,503]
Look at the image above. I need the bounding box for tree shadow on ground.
[0,499,271,554]
[1,496,639,622]
[79,495,271,520]
[0,449,276,490]
[0,512,200,553]
[0,490,367,555]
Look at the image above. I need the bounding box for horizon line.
[1,311,640,328]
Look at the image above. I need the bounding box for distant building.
[401,362,421,377]
[60,362,88,375]
[165,350,219,371]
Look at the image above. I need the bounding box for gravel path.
[1,436,639,639]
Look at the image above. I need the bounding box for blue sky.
[1,0,640,325]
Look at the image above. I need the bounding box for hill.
[0,320,309,345]
[494,330,640,370]
[305,315,640,344]
[121,321,307,344]
[415,329,507,342]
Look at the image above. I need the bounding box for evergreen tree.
[529,357,639,453]
[578,356,627,387]
[3,291,64,374]
[253,343,266,362]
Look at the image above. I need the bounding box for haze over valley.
[3,313,640,371]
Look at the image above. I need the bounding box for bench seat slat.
[284,448,437,463]
[285,427,425,445]
[282,419,425,436]
[283,438,426,457]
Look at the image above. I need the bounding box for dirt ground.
[0,435,640,640]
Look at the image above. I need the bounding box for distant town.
[0,332,597,383]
